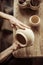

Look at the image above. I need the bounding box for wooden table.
[13,0,43,57]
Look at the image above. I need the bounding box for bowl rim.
[15,31,28,47]
[29,1,40,10]
[29,15,40,26]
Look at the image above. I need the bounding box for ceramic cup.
[18,0,30,9]
[29,15,40,27]
[29,1,40,10]
[15,28,34,47]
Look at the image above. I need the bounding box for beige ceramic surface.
[13,0,43,57]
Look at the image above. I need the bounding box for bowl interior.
[30,0,40,6]
[16,34,26,45]
[19,0,26,4]
[31,16,39,23]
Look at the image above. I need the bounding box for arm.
[0,43,17,62]
[0,12,30,29]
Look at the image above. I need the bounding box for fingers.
[11,23,25,30]
[12,43,18,50]
[12,23,30,30]
[0,12,30,30]
[19,23,31,29]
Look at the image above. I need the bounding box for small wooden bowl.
[18,0,30,9]
[29,2,40,10]
[29,15,40,27]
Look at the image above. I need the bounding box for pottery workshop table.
[13,0,43,57]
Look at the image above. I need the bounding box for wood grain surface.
[13,0,43,57]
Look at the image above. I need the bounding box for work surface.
[13,0,43,57]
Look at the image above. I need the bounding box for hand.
[0,12,30,30]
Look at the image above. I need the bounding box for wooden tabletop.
[13,0,43,57]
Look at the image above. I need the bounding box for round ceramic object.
[18,0,30,9]
[29,15,40,27]
[15,28,34,47]
[29,1,40,10]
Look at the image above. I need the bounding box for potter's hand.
[0,42,18,62]
[11,22,30,30]
[12,42,18,51]
[0,12,30,30]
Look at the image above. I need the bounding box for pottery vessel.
[29,15,40,27]
[15,28,34,47]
